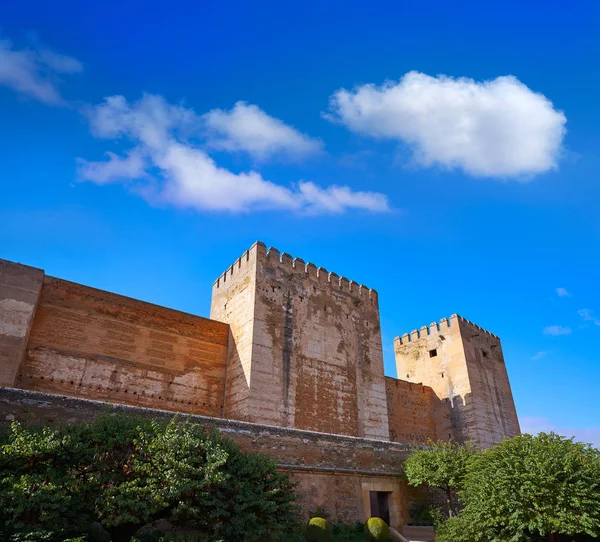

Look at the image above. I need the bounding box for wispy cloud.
[578,309,600,327]
[531,351,547,361]
[203,101,323,161]
[78,94,389,214]
[556,287,571,297]
[327,71,566,178]
[543,325,572,336]
[0,37,82,105]
[520,416,600,449]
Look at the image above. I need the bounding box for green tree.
[436,433,600,542]
[0,415,300,542]
[403,440,474,517]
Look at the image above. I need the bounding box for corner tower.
[211,241,389,440]
[394,314,520,448]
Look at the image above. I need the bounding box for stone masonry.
[394,314,520,447]
[0,241,521,527]
[211,241,389,439]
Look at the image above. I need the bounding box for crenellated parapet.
[214,241,378,302]
[394,314,498,346]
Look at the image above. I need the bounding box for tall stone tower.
[394,314,520,448]
[210,241,390,440]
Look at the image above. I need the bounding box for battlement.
[393,314,498,346]
[214,241,378,302]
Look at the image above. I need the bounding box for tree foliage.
[0,415,300,542]
[403,440,474,516]
[436,433,600,542]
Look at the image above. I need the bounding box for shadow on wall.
[222,334,250,420]
[432,393,473,444]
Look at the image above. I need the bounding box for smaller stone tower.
[394,314,520,448]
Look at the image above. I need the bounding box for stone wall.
[210,243,259,421]
[211,242,389,440]
[0,387,410,529]
[16,276,229,417]
[394,314,519,447]
[385,377,437,444]
[458,317,520,447]
[0,260,44,387]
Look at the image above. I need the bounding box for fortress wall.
[385,377,437,444]
[394,315,467,441]
[210,243,260,421]
[0,387,411,529]
[394,315,519,447]
[16,277,229,417]
[223,243,389,439]
[456,318,520,448]
[0,260,45,387]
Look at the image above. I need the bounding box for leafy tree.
[0,415,300,542]
[436,433,600,542]
[403,440,474,516]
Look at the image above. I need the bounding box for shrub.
[364,517,390,541]
[332,522,363,540]
[306,517,332,542]
[0,415,300,542]
[436,433,600,542]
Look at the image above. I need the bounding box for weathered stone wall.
[211,242,390,440]
[394,314,519,447]
[0,260,44,387]
[457,317,520,447]
[17,277,229,417]
[210,243,259,421]
[0,387,410,529]
[385,377,437,444]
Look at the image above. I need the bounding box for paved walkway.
[402,526,435,541]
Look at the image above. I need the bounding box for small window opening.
[429,349,438,358]
[482,350,489,359]
[441,372,444,378]
[406,373,410,378]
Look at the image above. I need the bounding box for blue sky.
[2,0,600,445]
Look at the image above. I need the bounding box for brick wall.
[385,377,437,444]
[16,277,229,417]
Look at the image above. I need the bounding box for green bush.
[306,517,332,542]
[436,433,600,542]
[364,517,390,541]
[0,415,300,542]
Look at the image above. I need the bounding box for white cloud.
[578,309,600,327]
[77,150,146,185]
[79,94,389,214]
[531,351,547,361]
[543,325,572,336]
[556,287,571,297]
[204,101,323,161]
[297,181,389,213]
[0,38,82,105]
[520,416,600,449]
[327,71,566,178]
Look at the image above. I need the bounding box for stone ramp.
[401,526,435,541]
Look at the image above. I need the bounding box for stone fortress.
[0,241,520,530]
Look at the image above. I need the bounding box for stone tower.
[394,314,520,448]
[210,241,390,440]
